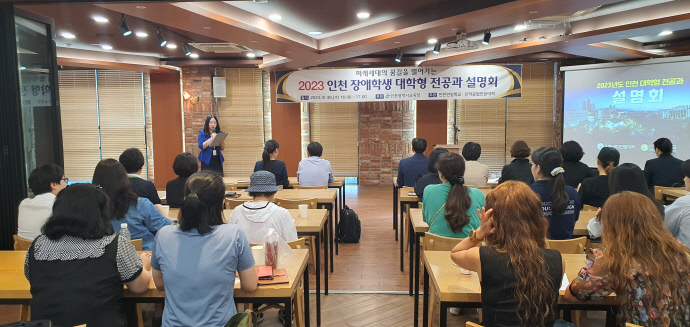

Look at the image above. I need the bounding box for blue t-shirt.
[151,224,255,327]
[111,198,173,251]
[530,180,581,240]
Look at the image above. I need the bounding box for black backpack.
[337,205,361,243]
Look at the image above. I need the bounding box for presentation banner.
[275,65,522,103]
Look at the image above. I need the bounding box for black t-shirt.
[413,173,442,201]
[129,177,161,205]
[165,176,189,208]
[578,175,610,208]
[562,160,596,189]
[254,160,290,188]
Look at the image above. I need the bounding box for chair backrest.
[625,324,643,327]
[423,233,462,251]
[226,184,237,192]
[293,185,327,189]
[654,186,675,202]
[13,235,32,251]
[466,322,483,327]
[582,204,598,211]
[250,242,262,247]
[287,238,307,250]
[547,236,587,254]
[275,198,317,209]
[225,198,247,209]
[130,239,143,251]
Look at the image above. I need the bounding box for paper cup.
[298,204,308,217]
[251,246,265,266]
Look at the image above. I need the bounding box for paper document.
[210,132,228,146]
[560,273,569,291]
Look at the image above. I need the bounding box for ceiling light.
[529,11,538,14]
[19,66,26,71]
[659,30,673,36]
[433,41,441,55]
[136,31,148,38]
[136,6,146,9]
[427,38,437,44]
[357,12,370,19]
[308,31,322,35]
[166,43,177,49]
[482,29,491,45]
[203,27,211,30]
[253,0,268,3]
[119,14,132,36]
[269,14,282,20]
[394,41,400,44]
[155,28,167,47]
[514,24,526,31]
[61,32,76,39]
[395,49,403,63]
[183,43,192,56]
[92,16,109,23]
[190,53,199,58]
[247,52,256,58]
[101,44,113,50]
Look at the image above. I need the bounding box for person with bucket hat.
[578,147,620,208]
[228,171,297,243]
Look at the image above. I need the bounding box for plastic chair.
[13,235,32,251]
[293,185,327,189]
[547,236,587,254]
[275,198,318,265]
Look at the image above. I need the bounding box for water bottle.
[120,223,131,241]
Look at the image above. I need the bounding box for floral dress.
[568,249,690,327]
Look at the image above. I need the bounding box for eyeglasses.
[62,177,69,184]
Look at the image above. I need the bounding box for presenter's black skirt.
[201,155,224,176]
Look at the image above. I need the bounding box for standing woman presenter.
[198,115,225,175]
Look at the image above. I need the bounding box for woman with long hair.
[578,147,620,208]
[151,171,258,326]
[499,140,534,185]
[92,159,172,250]
[422,152,485,238]
[451,181,565,327]
[26,184,152,327]
[197,114,225,174]
[530,147,580,240]
[587,163,664,238]
[566,191,690,326]
[254,139,289,188]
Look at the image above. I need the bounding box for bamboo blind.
[310,102,359,177]
[216,68,264,176]
[58,70,100,181]
[455,98,507,172]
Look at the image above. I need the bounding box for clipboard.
[210,132,228,146]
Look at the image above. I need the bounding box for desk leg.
[606,307,617,327]
[323,219,330,295]
[304,264,310,327]
[328,203,334,273]
[124,301,138,327]
[409,225,413,295]
[439,302,447,327]
[400,202,405,272]
[335,195,339,256]
[423,263,429,327]
[414,233,421,327]
[315,232,322,325]
[393,185,398,233]
[284,297,293,327]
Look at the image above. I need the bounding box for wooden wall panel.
[416,100,448,157]
[150,70,183,189]
[270,72,301,175]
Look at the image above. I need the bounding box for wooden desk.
[662,188,689,202]
[422,251,618,327]
[399,187,419,275]
[157,191,167,205]
[0,250,311,327]
[409,208,429,327]
[574,210,598,237]
[225,208,328,326]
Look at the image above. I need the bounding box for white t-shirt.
[227,201,298,244]
[17,193,56,240]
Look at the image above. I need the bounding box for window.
[310,102,359,177]
[455,99,507,172]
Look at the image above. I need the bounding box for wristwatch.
[469,229,483,243]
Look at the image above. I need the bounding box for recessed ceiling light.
[540,58,549,61]
[136,5,146,9]
[619,34,626,37]
[659,30,673,36]
[190,53,199,58]
[394,41,401,44]
[101,44,113,50]
[427,39,437,44]
[362,63,370,66]
[166,43,177,49]
[308,31,322,35]
[514,25,526,31]
[357,12,370,19]
[93,16,109,23]
[286,51,292,54]
[269,14,282,20]
[253,0,268,3]
[315,59,321,62]
[203,27,211,30]
[61,32,76,39]
[247,52,256,58]
[19,66,26,71]
[136,31,148,38]
[529,11,538,14]
[251,40,258,43]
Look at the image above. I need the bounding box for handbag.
[224,310,258,327]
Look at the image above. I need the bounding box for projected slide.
[563,60,690,168]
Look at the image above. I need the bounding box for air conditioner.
[189,43,252,54]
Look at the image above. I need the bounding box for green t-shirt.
[421,183,486,238]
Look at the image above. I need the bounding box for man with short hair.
[17,164,67,240]
[397,138,429,187]
[119,148,162,207]
[297,142,335,186]
[644,138,684,190]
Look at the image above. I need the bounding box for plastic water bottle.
[120,223,131,241]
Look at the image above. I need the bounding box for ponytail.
[436,153,473,232]
[180,192,212,235]
[532,147,570,216]
[179,171,226,235]
[551,174,569,216]
[262,140,279,169]
[604,162,616,176]
[262,150,271,169]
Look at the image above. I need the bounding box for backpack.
[337,205,361,243]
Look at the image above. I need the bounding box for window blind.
[310,102,359,177]
[216,68,264,177]
[455,98,507,172]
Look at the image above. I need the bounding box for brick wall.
[143,73,155,181]
[358,101,416,185]
[554,63,564,147]
[181,67,216,158]
[263,70,272,141]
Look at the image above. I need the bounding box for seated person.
[664,159,690,247]
[560,140,596,188]
[579,147,619,208]
[25,183,152,327]
[18,164,67,240]
[228,171,298,243]
[119,148,162,208]
[166,153,198,208]
[92,159,173,250]
[414,147,449,200]
[397,138,429,187]
[254,139,289,188]
[644,137,684,190]
[451,181,565,327]
[152,171,258,326]
[296,142,334,186]
[462,142,490,187]
[566,192,690,326]
[422,152,485,238]
[530,147,580,240]
[499,140,534,185]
